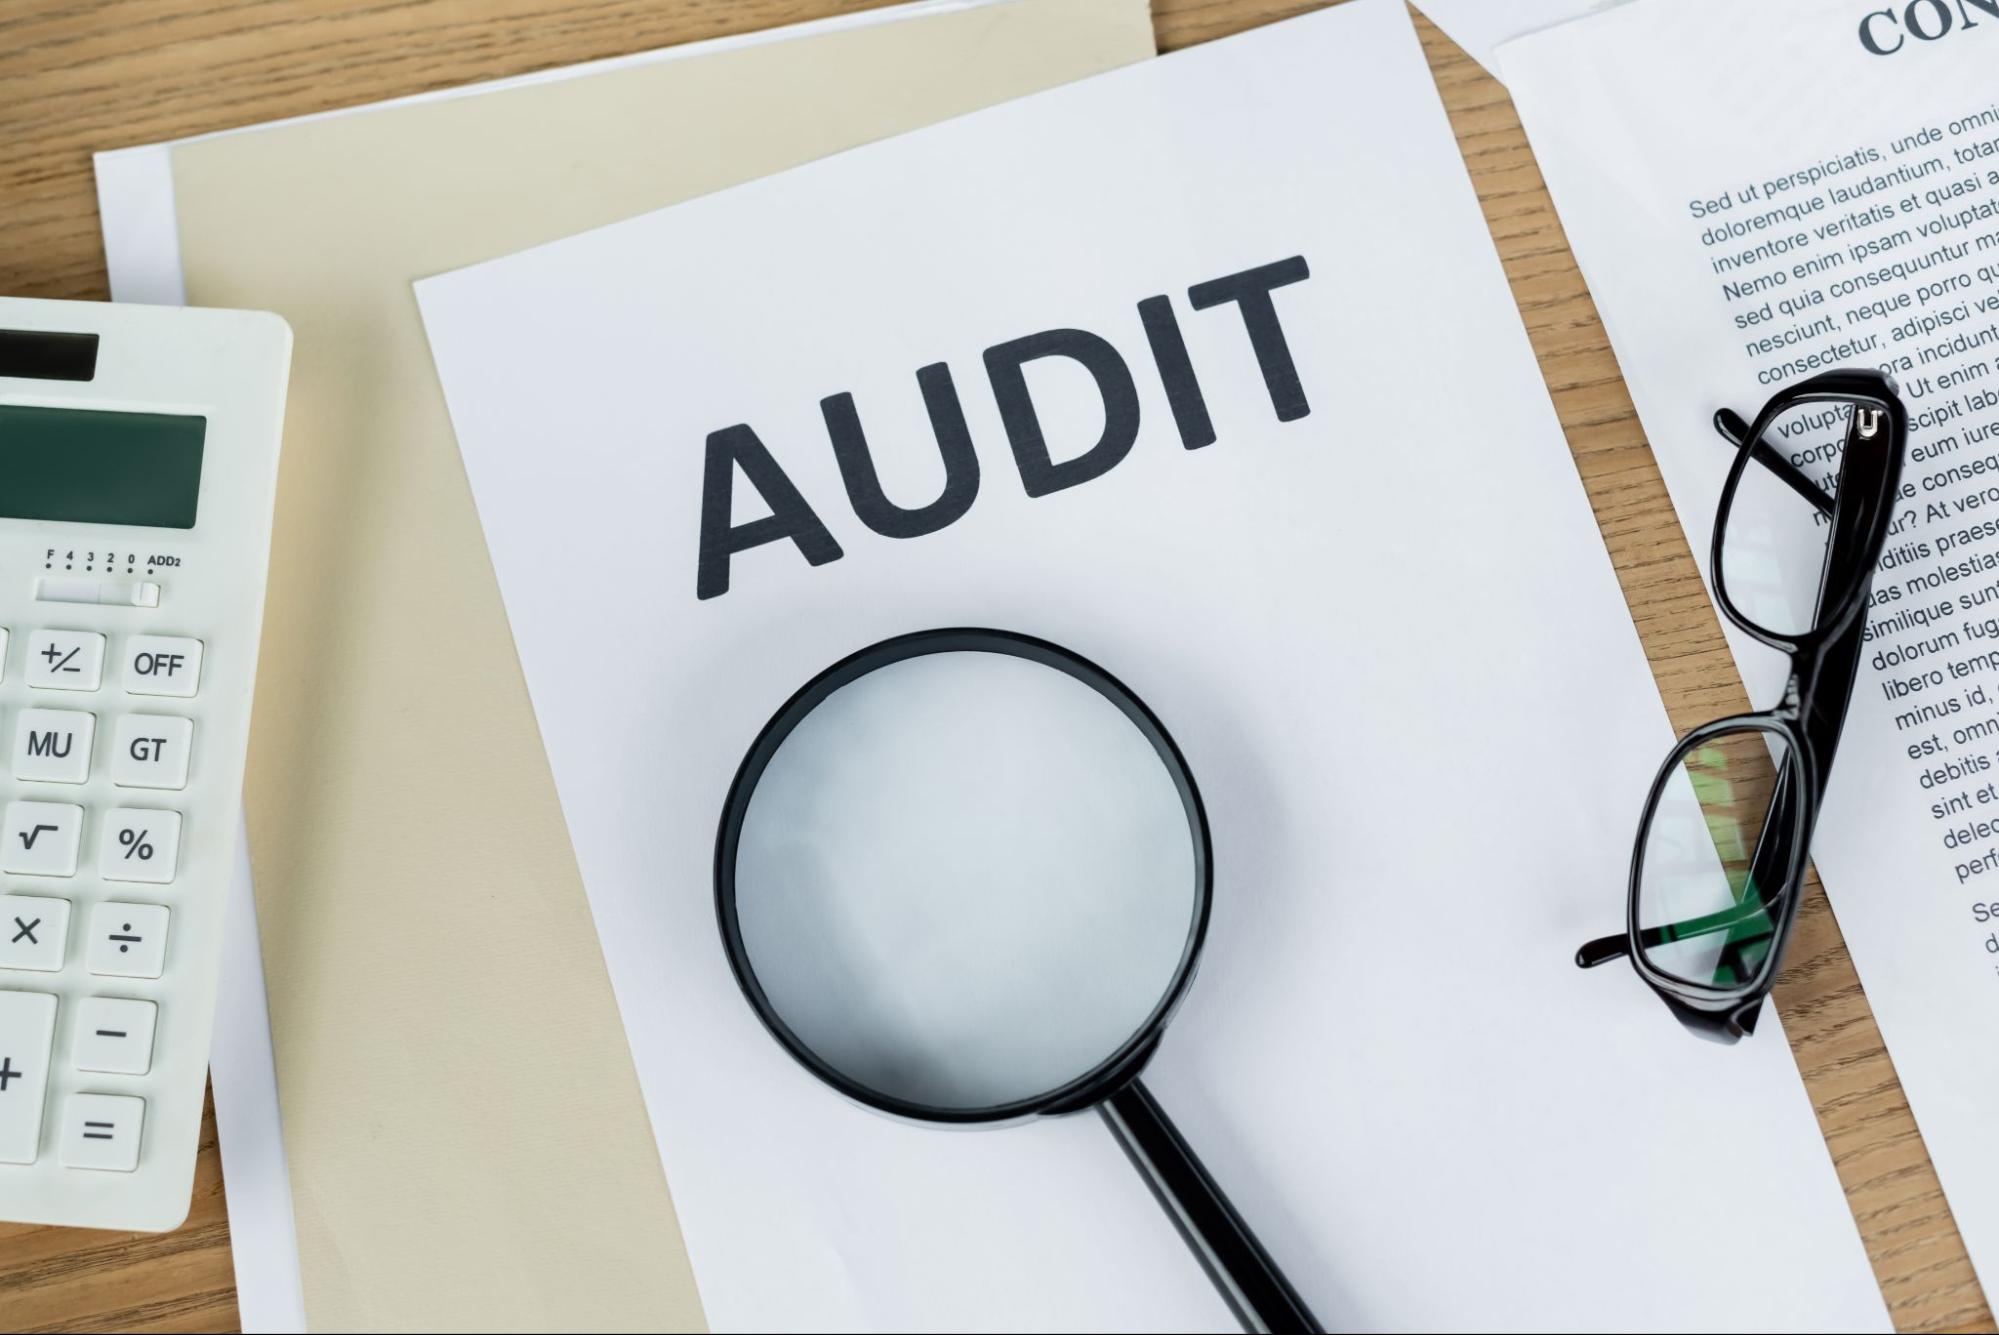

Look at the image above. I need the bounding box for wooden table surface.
[0,1,1992,1330]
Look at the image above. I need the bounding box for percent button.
[99,809,181,885]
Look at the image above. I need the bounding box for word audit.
[694,256,1315,600]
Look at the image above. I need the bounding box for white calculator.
[0,296,289,1231]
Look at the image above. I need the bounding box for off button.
[123,636,202,698]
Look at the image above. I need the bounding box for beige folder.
[163,2,1156,1327]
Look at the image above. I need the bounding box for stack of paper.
[94,1,1157,1328]
[411,1,1890,1329]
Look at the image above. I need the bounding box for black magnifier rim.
[714,627,1214,1127]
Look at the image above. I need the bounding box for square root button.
[1,801,83,877]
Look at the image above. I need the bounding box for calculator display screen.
[0,404,205,529]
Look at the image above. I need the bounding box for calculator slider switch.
[37,579,161,608]
[114,582,161,609]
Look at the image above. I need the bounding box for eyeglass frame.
[1576,367,1908,1043]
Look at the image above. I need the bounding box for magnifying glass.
[715,628,1321,1335]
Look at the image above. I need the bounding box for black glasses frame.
[1577,368,1908,1042]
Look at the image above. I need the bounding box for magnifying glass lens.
[731,649,1199,1113]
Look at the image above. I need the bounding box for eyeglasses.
[1576,368,1908,1042]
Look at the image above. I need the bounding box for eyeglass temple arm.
[1714,409,1835,516]
[1575,893,1777,969]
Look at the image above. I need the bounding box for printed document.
[418,1,1888,1329]
[1507,0,1999,1298]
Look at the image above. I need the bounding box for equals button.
[60,1093,144,1171]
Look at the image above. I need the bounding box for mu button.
[11,708,94,784]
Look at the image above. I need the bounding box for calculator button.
[0,801,83,877]
[87,903,168,979]
[99,809,180,884]
[123,636,202,698]
[73,998,157,1076]
[0,896,69,972]
[110,716,192,790]
[11,708,94,784]
[0,990,57,1164]
[59,1093,144,1172]
[24,629,105,691]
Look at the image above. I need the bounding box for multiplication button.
[24,629,104,691]
[123,636,202,698]
[99,809,180,884]
[0,895,70,971]
[86,903,168,979]
[59,1093,144,1172]
[0,800,83,877]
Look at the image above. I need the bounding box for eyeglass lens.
[1717,401,1851,639]
[1636,726,1794,991]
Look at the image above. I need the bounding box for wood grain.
[0,1,1989,1330]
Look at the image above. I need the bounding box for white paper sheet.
[209,823,304,1335]
[1410,0,1632,80]
[417,2,1889,1329]
[93,4,1082,1328]
[1505,0,1999,1301]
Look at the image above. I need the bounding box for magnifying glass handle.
[1100,1081,1323,1334]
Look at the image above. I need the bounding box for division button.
[86,902,169,979]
